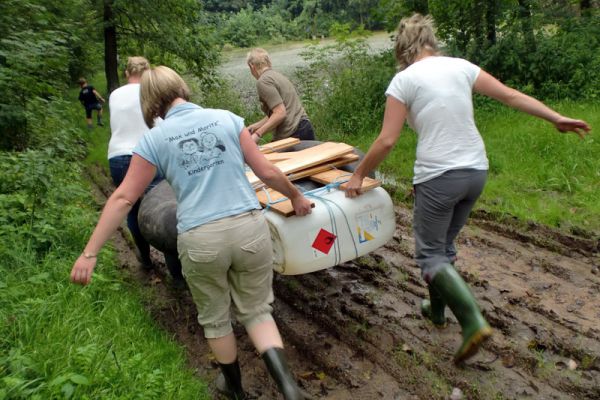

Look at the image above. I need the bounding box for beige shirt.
[256,69,306,141]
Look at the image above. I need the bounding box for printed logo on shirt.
[176,131,226,176]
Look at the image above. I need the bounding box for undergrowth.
[0,84,209,399]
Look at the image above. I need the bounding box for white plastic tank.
[264,186,395,275]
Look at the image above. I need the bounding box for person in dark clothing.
[78,78,105,129]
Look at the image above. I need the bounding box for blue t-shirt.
[134,102,260,233]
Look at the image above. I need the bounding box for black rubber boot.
[421,284,447,327]
[217,360,247,400]
[262,348,303,400]
[429,264,493,364]
[164,251,186,289]
[133,245,153,270]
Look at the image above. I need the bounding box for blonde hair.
[140,66,190,128]
[126,56,150,77]
[394,14,439,70]
[246,48,272,70]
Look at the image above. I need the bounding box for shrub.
[298,34,395,140]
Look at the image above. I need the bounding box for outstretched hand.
[70,255,96,285]
[555,116,591,140]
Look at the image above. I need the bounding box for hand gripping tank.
[264,186,395,275]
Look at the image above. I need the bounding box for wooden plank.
[255,154,357,215]
[247,142,355,188]
[264,152,295,162]
[258,137,300,154]
[285,153,358,181]
[264,148,358,165]
[309,169,381,192]
[254,154,359,192]
[255,188,315,217]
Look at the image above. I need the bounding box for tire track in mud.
[271,207,599,399]
[88,167,599,399]
[87,167,414,399]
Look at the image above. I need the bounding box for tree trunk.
[486,0,498,45]
[472,1,487,62]
[517,0,536,54]
[103,0,119,94]
[580,0,591,16]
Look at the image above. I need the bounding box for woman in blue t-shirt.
[345,14,590,364]
[71,66,312,400]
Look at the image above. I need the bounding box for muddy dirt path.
[89,167,599,400]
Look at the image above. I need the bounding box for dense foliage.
[0,1,598,397]
[0,0,219,150]
[428,0,600,99]
[101,0,220,91]
[210,1,599,98]
[0,0,99,150]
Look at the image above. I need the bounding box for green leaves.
[107,0,220,85]
[46,372,90,399]
[0,0,97,150]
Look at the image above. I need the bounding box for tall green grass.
[323,100,599,234]
[0,242,209,399]
[287,41,600,235]
[476,101,599,232]
[0,89,210,399]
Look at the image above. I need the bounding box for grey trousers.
[413,169,487,283]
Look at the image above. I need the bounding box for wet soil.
[88,166,600,400]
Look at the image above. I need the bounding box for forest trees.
[427,0,600,98]
[0,0,219,150]
[1,0,598,151]
[99,0,219,92]
[0,0,98,150]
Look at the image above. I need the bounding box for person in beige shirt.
[247,48,316,143]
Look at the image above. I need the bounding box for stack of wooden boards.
[249,138,381,216]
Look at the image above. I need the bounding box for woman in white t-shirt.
[345,14,590,364]
[108,56,166,272]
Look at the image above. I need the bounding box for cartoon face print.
[201,133,217,149]
[178,138,202,170]
[181,138,200,155]
[199,132,225,161]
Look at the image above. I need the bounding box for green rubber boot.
[430,264,493,364]
[421,285,447,328]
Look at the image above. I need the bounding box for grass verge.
[337,100,599,235]
[0,78,210,399]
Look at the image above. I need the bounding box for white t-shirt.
[385,56,488,184]
[107,83,149,159]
